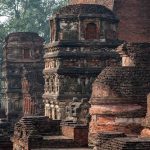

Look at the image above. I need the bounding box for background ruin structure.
[1,32,44,123]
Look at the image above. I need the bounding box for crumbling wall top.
[56,4,118,21]
[68,0,114,10]
[5,32,44,43]
[116,42,150,66]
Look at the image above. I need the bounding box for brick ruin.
[0,0,149,150]
[1,32,44,124]
[12,116,88,150]
[43,2,121,120]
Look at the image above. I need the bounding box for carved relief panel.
[45,58,58,69]
[59,19,79,40]
[61,58,105,68]
[59,76,94,95]
[44,74,60,94]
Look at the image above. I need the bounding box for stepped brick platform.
[12,116,89,150]
[93,132,150,150]
[93,132,126,149]
[103,138,150,150]
[0,134,12,150]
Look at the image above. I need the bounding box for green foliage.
[0,0,68,42]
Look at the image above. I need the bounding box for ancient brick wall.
[114,0,150,42]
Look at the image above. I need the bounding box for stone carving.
[65,97,91,124]
[45,101,61,120]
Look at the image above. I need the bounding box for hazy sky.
[0,16,8,23]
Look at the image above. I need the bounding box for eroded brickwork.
[93,132,150,150]
[90,43,150,140]
[12,117,88,150]
[0,135,13,150]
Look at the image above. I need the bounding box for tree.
[0,0,68,42]
[0,0,68,108]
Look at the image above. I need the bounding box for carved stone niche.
[65,97,91,125]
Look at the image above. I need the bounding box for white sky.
[0,16,8,23]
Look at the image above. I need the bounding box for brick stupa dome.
[89,43,150,138]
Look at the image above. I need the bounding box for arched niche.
[85,23,98,40]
